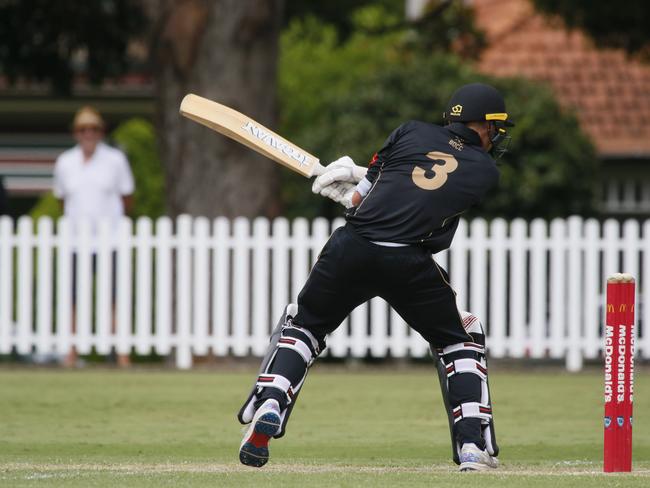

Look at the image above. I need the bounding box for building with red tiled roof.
[471,0,650,215]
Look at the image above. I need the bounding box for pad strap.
[452,402,492,424]
[438,342,485,356]
[446,358,487,381]
[278,337,314,364]
[256,374,295,403]
[285,325,321,355]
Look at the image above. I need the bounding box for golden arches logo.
[607,303,635,313]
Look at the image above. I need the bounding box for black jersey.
[346,121,499,253]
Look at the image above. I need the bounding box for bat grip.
[312,162,327,177]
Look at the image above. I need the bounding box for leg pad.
[433,311,499,464]
[238,304,324,438]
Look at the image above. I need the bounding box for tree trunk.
[154,0,284,218]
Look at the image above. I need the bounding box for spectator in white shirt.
[54,106,134,233]
[53,106,135,367]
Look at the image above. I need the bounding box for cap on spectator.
[72,106,105,130]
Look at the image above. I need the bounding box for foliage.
[416,2,485,58]
[112,118,166,219]
[278,14,402,219]
[284,0,402,40]
[0,0,146,94]
[285,0,484,57]
[279,9,599,220]
[29,191,62,221]
[533,0,650,58]
[489,78,598,218]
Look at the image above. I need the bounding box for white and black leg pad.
[238,303,323,438]
[433,311,499,465]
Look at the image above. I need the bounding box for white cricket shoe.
[459,443,499,472]
[239,399,281,468]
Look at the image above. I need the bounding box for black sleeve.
[473,166,500,206]
[365,122,408,185]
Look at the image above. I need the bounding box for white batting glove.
[320,181,357,208]
[311,156,368,195]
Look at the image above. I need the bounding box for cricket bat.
[180,94,325,177]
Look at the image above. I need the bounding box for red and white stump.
[603,273,635,472]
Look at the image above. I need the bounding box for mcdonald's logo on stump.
[603,273,635,473]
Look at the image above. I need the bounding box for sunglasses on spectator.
[75,125,102,134]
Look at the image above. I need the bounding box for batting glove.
[319,181,357,208]
[311,156,368,195]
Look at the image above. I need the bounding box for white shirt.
[53,142,134,240]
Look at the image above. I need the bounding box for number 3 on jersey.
[411,151,458,191]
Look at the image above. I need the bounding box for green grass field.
[1,365,648,487]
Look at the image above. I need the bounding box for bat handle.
[312,161,327,177]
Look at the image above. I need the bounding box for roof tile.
[472,0,650,157]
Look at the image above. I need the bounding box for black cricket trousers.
[293,224,471,347]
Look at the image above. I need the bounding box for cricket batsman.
[237,82,513,471]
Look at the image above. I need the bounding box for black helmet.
[444,82,514,159]
[443,82,514,126]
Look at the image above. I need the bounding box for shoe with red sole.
[239,401,281,467]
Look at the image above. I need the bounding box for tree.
[153,0,284,218]
[285,0,484,57]
[284,0,393,39]
[533,0,650,58]
[0,0,145,95]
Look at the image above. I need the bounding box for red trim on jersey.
[368,153,379,167]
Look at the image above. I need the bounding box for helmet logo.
[450,104,463,116]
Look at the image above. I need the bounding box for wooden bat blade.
[180,94,323,177]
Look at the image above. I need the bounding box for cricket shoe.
[459,443,499,472]
[239,399,281,467]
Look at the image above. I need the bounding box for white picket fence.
[0,215,648,371]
